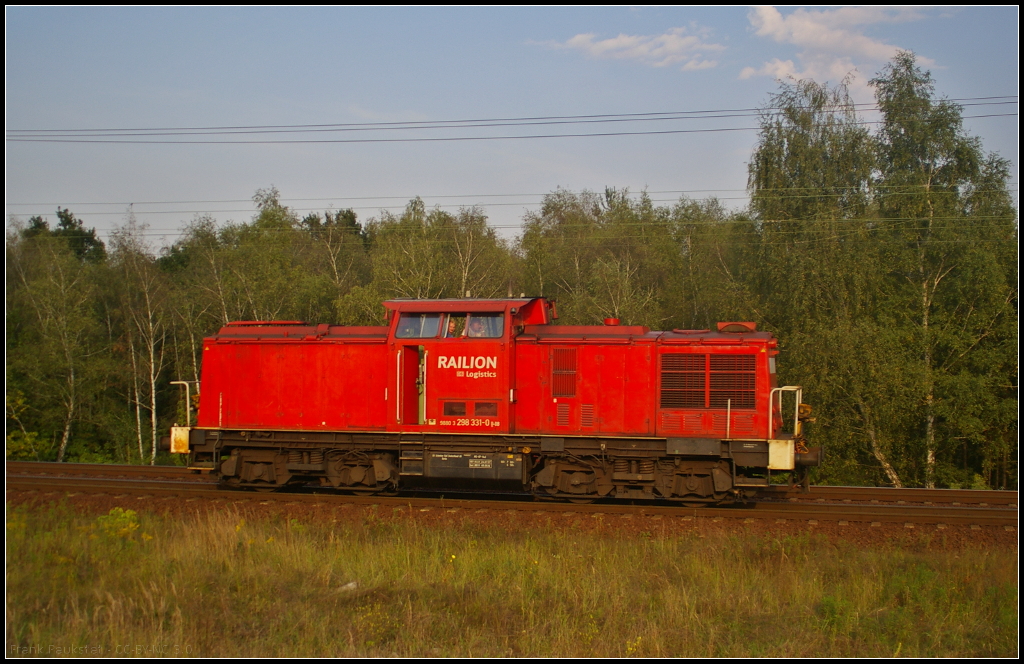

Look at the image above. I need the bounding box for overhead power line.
[7,102,1018,139]
[12,214,1018,239]
[7,96,1016,136]
[6,112,1015,145]
[7,185,1018,212]
[5,95,1016,144]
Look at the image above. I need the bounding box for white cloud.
[741,6,934,96]
[739,58,798,81]
[552,27,724,71]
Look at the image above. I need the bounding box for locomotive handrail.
[170,381,194,427]
[769,386,803,438]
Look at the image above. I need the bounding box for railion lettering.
[437,356,498,370]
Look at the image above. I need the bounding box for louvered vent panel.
[660,353,706,408]
[710,391,756,409]
[581,404,595,427]
[662,354,705,371]
[710,355,756,371]
[556,403,570,427]
[710,373,756,390]
[551,348,577,397]
[709,354,756,410]
[552,374,576,398]
[682,414,705,433]
[732,414,756,434]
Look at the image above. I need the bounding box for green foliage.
[337,199,512,325]
[21,208,107,262]
[519,188,680,327]
[6,220,109,461]
[5,389,46,460]
[95,507,141,540]
[746,53,1017,488]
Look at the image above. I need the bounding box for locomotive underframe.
[184,428,818,504]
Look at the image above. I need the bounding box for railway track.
[758,484,1017,506]
[6,462,1017,528]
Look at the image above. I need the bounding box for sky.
[5,7,1018,247]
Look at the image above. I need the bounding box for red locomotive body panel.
[513,326,657,436]
[196,299,780,440]
[196,323,389,432]
[179,297,816,502]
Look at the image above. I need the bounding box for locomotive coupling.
[795,446,823,467]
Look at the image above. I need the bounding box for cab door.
[392,312,441,428]
[423,312,510,434]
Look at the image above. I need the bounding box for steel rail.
[6,461,198,479]
[759,484,1017,506]
[6,472,1016,527]
[7,462,1017,505]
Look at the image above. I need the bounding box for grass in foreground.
[5,502,1017,657]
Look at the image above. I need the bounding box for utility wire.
[7,186,1018,216]
[12,215,1018,240]
[8,102,1019,139]
[7,96,1016,136]
[7,113,1016,145]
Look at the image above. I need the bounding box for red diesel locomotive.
[169,297,820,503]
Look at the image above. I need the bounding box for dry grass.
[6,502,1017,657]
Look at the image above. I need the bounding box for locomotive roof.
[210,322,388,341]
[383,297,539,312]
[520,325,776,346]
[207,297,773,346]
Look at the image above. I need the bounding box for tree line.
[6,53,1017,489]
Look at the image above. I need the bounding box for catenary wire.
[5,113,1016,144]
[7,96,1016,136]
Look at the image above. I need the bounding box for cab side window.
[444,315,466,338]
[395,313,441,338]
[466,313,503,338]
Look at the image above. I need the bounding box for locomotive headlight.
[798,403,813,420]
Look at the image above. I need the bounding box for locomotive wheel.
[567,497,596,505]
[680,501,708,508]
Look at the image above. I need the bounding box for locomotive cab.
[383,298,549,435]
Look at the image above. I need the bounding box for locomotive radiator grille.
[710,355,756,409]
[660,353,757,410]
[660,354,706,408]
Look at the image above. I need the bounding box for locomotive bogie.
[172,298,819,503]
